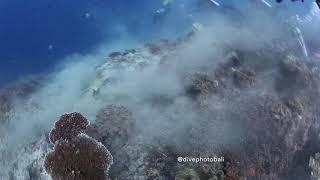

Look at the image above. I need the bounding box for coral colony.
[1,0,320,180]
[45,113,113,180]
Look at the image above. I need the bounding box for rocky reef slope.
[1,29,320,180]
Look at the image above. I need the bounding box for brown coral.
[236,95,313,178]
[45,134,113,180]
[186,73,217,98]
[49,112,89,144]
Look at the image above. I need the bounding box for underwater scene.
[1,0,320,179]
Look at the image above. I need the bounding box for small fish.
[48,44,54,50]
[209,0,220,6]
[84,12,91,19]
[261,0,272,8]
[192,22,204,32]
[295,27,309,60]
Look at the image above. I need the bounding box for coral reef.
[44,112,113,180]
[310,153,320,180]
[2,31,320,180]
[55,40,320,179]
[45,134,112,180]
[0,76,44,125]
[49,112,90,144]
[86,105,133,151]
[175,168,200,180]
[87,105,140,179]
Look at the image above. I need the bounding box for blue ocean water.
[0,0,316,86]
[0,0,166,86]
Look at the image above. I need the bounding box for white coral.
[310,153,320,180]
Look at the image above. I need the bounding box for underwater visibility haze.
[1,0,320,179]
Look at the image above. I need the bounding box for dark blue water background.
[0,0,173,86]
[0,0,315,86]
